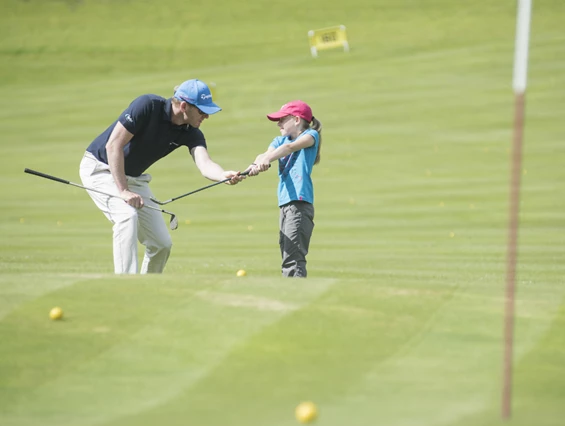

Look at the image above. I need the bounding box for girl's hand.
[254,154,271,172]
[243,164,259,176]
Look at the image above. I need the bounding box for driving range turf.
[1,0,564,425]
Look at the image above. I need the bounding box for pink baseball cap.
[267,100,313,122]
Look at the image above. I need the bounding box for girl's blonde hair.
[299,117,323,164]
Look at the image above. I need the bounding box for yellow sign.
[308,25,349,57]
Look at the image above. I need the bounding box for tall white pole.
[502,0,532,420]
[513,0,532,94]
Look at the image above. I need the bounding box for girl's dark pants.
[279,201,315,277]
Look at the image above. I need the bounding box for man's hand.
[121,189,144,208]
[223,171,246,185]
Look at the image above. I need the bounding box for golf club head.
[169,215,178,230]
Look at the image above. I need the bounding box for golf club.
[24,168,179,230]
[150,164,270,206]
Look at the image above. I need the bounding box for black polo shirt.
[86,95,207,177]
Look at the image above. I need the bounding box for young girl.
[248,100,322,277]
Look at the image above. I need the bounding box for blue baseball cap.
[173,79,221,115]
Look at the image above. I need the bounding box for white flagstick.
[502,0,532,420]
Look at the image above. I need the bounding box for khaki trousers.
[79,152,172,274]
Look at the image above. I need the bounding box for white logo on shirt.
[124,114,134,123]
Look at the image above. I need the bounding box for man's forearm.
[199,160,226,182]
[107,146,129,193]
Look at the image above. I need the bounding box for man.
[79,79,245,274]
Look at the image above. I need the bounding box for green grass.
[1,0,564,425]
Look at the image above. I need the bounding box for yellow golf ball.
[49,306,63,320]
[236,269,247,277]
[295,401,317,423]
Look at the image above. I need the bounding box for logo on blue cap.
[174,79,222,115]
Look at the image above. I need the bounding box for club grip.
[24,168,70,185]
[240,163,271,176]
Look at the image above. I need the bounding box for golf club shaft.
[170,170,251,203]
[167,179,232,202]
[152,165,269,205]
[24,168,174,216]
